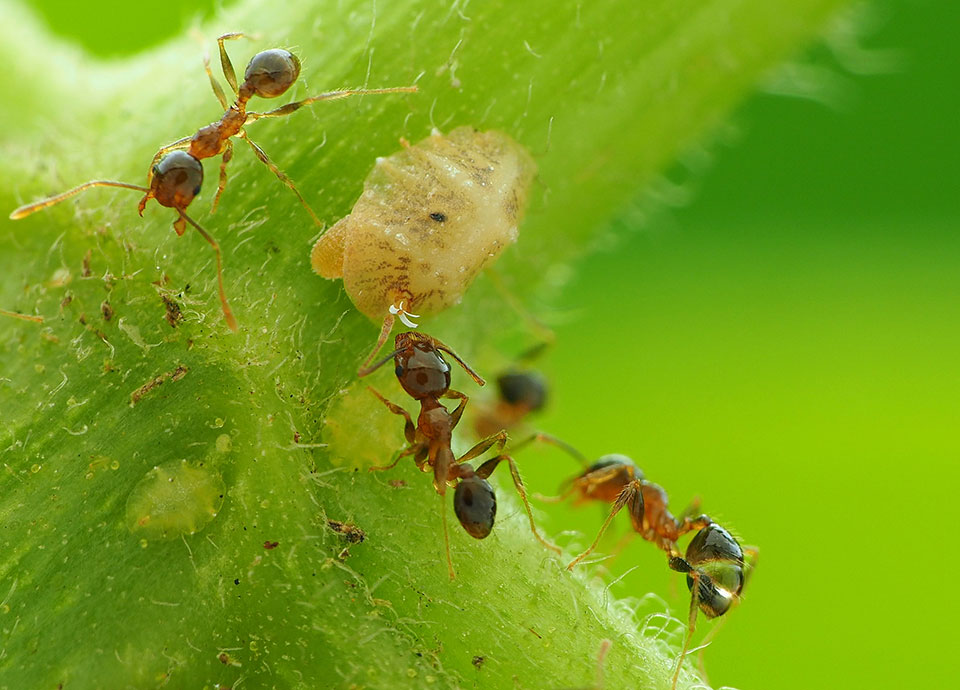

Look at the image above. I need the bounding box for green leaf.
[1,0,850,687]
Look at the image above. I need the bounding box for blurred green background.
[14,0,959,688]
[528,1,958,689]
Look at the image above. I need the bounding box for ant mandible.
[360,331,561,579]
[10,33,417,332]
[512,434,757,689]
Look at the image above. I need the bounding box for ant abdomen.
[684,524,745,618]
[454,475,497,539]
[497,371,548,412]
[243,49,301,98]
[151,151,203,210]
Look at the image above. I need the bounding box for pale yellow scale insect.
[311,126,536,371]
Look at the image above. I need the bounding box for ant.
[473,343,550,439]
[10,33,417,332]
[512,434,757,689]
[473,368,549,439]
[359,331,561,579]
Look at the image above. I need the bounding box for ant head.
[151,151,203,210]
[360,331,485,393]
[497,371,548,412]
[684,524,745,618]
[454,475,497,539]
[392,332,452,400]
[243,49,301,98]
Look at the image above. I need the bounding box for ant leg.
[510,431,588,466]
[178,211,238,332]
[567,482,642,570]
[204,54,230,109]
[474,454,561,554]
[533,482,581,504]
[216,32,252,95]
[10,181,150,220]
[485,266,555,346]
[243,86,419,123]
[367,386,416,444]
[604,530,637,565]
[671,569,701,690]
[357,312,396,377]
[742,545,760,581]
[369,444,417,473]
[442,389,469,429]
[692,545,757,682]
[212,140,234,213]
[676,496,702,522]
[239,133,322,226]
[147,138,192,173]
[440,491,455,579]
[508,432,590,503]
[675,512,712,540]
[0,309,43,323]
[455,430,509,466]
[143,138,193,206]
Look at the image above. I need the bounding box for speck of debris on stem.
[162,294,182,328]
[327,519,366,544]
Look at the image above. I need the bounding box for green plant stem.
[0,0,849,687]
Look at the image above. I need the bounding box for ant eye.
[244,49,301,98]
[151,151,203,211]
[454,476,496,539]
[395,364,404,377]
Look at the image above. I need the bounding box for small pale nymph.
[310,126,536,370]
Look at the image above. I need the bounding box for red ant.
[359,331,561,579]
[9,33,416,332]
[472,344,551,439]
[473,368,549,438]
[513,434,757,689]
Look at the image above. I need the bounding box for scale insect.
[311,126,536,372]
[9,33,417,332]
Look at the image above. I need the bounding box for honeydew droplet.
[125,460,225,540]
[215,434,232,453]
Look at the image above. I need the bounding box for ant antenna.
[426,334,485,386]
[357,345,406,378]
[10,181,150,220]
